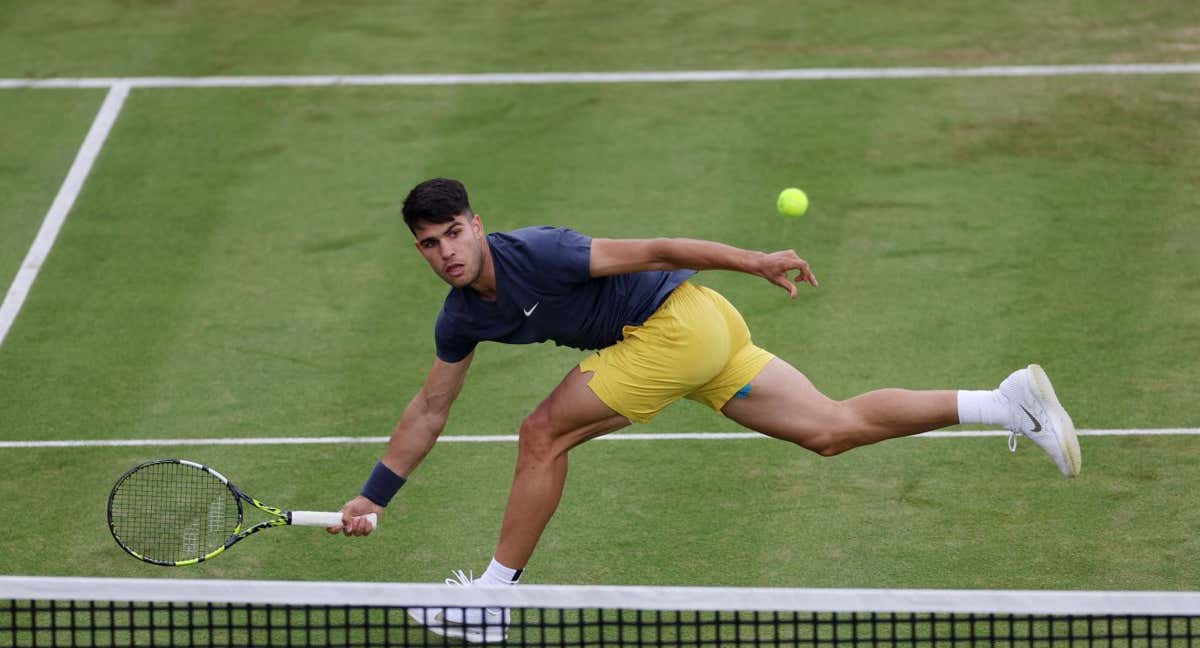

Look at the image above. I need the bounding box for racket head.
[107,459,243,566]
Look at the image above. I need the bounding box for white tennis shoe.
[406,570,510,644]
[999,364,1081,477]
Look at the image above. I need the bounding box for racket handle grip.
[291,511,378,530]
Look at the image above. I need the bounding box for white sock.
[956,390,1008,426]
[479,557,522,586]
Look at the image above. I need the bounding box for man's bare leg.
[720,358,958,456]
[721,358,1080,476]
[493,367,629,569]
[404,369,626,637]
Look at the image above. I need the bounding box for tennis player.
[335,178,1080,643]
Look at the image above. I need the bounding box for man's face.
[413,213,486,288]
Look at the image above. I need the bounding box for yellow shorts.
[579,281,775,423]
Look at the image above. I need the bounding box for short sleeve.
[434,310,476,363]
[521,227,592,284]
[552,228,592,283]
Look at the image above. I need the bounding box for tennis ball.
[777,188,809,217]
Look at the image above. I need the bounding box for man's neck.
[469,238,498,301]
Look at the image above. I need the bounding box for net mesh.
[7,602,1199,647]
[107,461,240,563]
[4,578,1198,647]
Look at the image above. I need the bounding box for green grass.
[2,77,1197,440]
[2,1,1198,77]
[2,436,1199,590]
[1,2,1198,600]
[0,90,107,297]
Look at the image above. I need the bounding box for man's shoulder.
[436,288,505,326]
[436,287,469,321]
[491,226,591,260]
[491,226,594,287]
[490,226,577,246]
[433,291,478,361]
[434,291,473,342]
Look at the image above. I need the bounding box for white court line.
[0,428,1197,448]
[1,64,1199,89]
[0,83,130,348]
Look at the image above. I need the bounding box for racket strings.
[109,462,239,563]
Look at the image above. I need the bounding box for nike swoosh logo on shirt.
[523,302,539,317]
[1019,404,1042,432]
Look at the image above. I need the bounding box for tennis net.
[3,576,1199,647]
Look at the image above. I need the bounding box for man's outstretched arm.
[334,352,474,535]
[589,237,819,298]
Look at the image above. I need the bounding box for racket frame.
[108,458,329,567]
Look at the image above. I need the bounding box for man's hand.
[753,250,819,298]
[328,495,384,537]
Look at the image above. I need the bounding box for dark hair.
[402,178,472,234]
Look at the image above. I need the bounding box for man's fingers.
[796,268,819,288]
[763,253,818,292]
[329,508,373,536]
[772,275,798,298]
[340,513,378,537]
[795,260,818,287]
[328,516,351,535]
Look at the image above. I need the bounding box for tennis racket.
[107,458,376,566]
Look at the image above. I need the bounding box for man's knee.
[797,432,847,457]
[518,407,561,463]
[796,403,867,457]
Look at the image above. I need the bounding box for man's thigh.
[719,357,843,447]
[527,366,632,451]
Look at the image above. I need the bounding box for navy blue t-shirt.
[434,227,695,362]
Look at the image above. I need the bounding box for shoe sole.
[1027,364,1081,477]
[406,608,508,644]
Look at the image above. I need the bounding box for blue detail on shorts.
[733,384,752,399]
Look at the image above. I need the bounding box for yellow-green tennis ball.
[777,188,809,217]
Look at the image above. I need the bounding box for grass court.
[1,2,1198,592]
